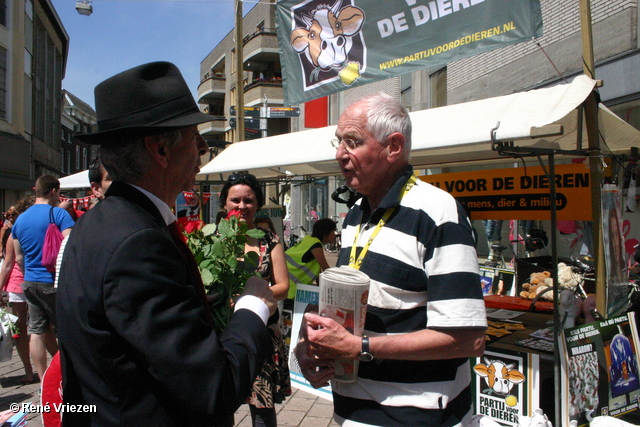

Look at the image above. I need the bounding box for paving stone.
[282,395,316,412]
[299,415,332,427]
[275,408,306,426]
[307,401,334,418]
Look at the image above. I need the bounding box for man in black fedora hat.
[57,61,276,426]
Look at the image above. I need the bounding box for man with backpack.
[12,174,73,380]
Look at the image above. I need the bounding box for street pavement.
[0,349,338,427]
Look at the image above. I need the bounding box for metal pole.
[235,0,244,142]
[549,154,562,427]
[579,0,605,316]
[262,94,268,139]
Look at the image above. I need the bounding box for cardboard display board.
[255,205,285,238]
[560,313,640,426]
[472,348,541,426]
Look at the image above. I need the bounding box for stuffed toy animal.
[520,271,553,300]
[520,264,583,302]
[558,262,582,288]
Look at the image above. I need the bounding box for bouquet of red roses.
[185,210,265,332]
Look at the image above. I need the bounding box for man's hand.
[304,313,360,360]
[294,338,335,388]
[240,276,277,316]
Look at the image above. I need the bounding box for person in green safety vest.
[285,218,337,299]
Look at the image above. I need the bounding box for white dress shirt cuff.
[234,295,269,325]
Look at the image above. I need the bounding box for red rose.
[12,334,19,339]
[184,220,204,234]
[226,209,242,220]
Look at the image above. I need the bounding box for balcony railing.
[243,77,282,92]
[243,27,277,45]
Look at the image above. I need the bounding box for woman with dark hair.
[0,206,18,259]
[219,173,290,427]
[284,218,336,299]
[0,197,35,384]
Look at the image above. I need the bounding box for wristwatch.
[358,336,374,362]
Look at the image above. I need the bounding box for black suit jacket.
[57,182,271,426]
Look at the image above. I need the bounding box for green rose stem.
[185,216,265,333]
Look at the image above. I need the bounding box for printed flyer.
[287,284,332,400]
[560,313,640,426]
[472,348,540,426]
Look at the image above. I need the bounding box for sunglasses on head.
[228,173,257,183]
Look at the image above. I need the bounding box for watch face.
[359,352,374,362]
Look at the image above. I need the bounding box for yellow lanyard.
[349,173,418,270]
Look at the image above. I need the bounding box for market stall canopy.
[197,75,640,181]
[59,169,90,189]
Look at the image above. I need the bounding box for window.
[60,150,65,173]
[83,147,87,169]
[25,0,32,20]
[66,150,70,174]
[231,49,236,74]
[75,146,80,169]
[429,67,447,108]
[0,46,6,120]
[0,0,7,27]
[33,16,63,147]
[400,73,412,111]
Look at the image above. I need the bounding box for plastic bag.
[0,311,17,363]
[42,208,63,273]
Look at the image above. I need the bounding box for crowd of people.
[0,157,112,388]
[0,61,486,427]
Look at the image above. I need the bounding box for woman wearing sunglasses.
[219,173,291,427]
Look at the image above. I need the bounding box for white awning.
[59,169,90,189]
[197,75,640,181]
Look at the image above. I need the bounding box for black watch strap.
[359,335,374,362]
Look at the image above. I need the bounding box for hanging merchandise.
[60,194,97,210]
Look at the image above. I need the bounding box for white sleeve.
[234,295,269,325]
[54,235,70,288]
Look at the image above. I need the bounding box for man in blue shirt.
[12,175,74,380]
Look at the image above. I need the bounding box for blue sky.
[50,0,250,109]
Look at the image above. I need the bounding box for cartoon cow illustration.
[290,0,365,85]
[474,358,526,395]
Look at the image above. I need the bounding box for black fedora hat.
[76,61,214,145]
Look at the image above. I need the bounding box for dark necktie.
[168,221,213,323]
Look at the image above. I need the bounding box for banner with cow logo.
[275,0,543,105]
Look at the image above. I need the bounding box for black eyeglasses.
[5,213,16,218]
